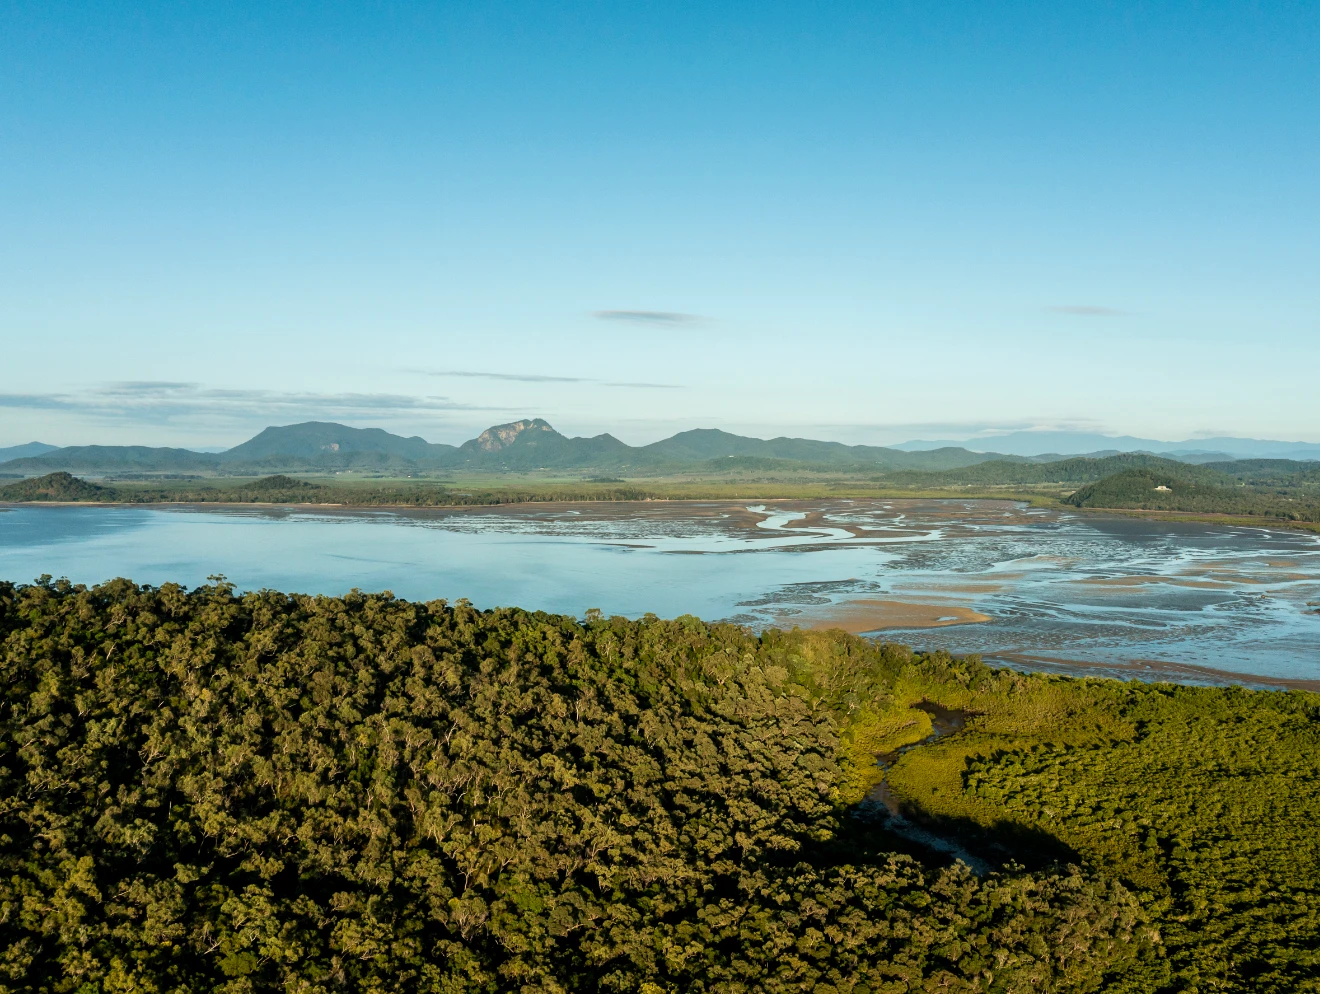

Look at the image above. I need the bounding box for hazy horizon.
[6,416,1320,456]
[3,3,1317,448]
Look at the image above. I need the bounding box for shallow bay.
[2,498,1317,685]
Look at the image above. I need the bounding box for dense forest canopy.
[3,579,1319,992]
[1064,469,1320,522]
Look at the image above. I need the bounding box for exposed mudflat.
[800,599,992,633]
[2,497,1317,686]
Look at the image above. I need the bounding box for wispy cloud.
[420,369,681,389]
[431,370,589,383]
[593,310,701,324]
[1048,305,1122,316]
[0,382,496,428]
[0,394,83,411]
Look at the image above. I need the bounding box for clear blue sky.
[2,1,1317,447]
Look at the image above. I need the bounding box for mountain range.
[1,419,1317,477]
[892,430,1320,461]
[0,441,60,463]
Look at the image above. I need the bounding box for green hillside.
[630,428,1017,472]
[0,441,58,463]
[1203,458,1320,486]
[0,470,112,501]
[0,445,220,473]
[219,421,454,464]
[4,578,1320,991]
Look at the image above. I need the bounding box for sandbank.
[790,599,992,634]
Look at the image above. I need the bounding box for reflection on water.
[1,499,1317,685]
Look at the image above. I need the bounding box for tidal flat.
[1,496,1317,686]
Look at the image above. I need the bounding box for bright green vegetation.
[4,580,1320,992]
[875,673,1320,992]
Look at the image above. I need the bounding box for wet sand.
[1079,575,1230,589]
[793,599,992,633]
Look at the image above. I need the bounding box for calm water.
[2,499,1318,685]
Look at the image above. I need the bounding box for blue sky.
[2,1,1318,447]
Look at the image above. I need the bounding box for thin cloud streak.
[431,370,589,383]
[0,383,499,428]
[592,310,700,324]
[418,369,681,389]
[1049,305,1122,316]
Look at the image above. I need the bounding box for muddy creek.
[859,703,991,874]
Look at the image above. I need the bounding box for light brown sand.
[896,582,1008,595]
[792,599,992,634]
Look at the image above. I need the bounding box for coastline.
[4,492,1318,535]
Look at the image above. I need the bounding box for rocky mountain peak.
[471,418,557,452]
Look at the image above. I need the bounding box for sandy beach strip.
[787,598,992,634]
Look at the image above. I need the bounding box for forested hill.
[0,441,58,463]
[884,452,1238,488]
[1064,467,1320,522]
[4,578,1320,991]
[0,471,113,501]
[5,422,1318,477]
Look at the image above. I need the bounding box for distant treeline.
[873,454,1320,524]
[0,472,659,507]
[6,456,1320,526]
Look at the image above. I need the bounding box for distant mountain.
[893,431,1320,460]
[1163,438,1320,460]
[0,441,59,464]
[1,445,220,473]
[9,418,1312,479]
[220,421,451,463]
[436,420,1006,472]
[450,419,633,470]
[630,429,1006,470]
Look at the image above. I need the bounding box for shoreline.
[4,494,1319,535]
[4,497,1315,694]
[982,650,1320,693]
[1070,504,1320,535]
